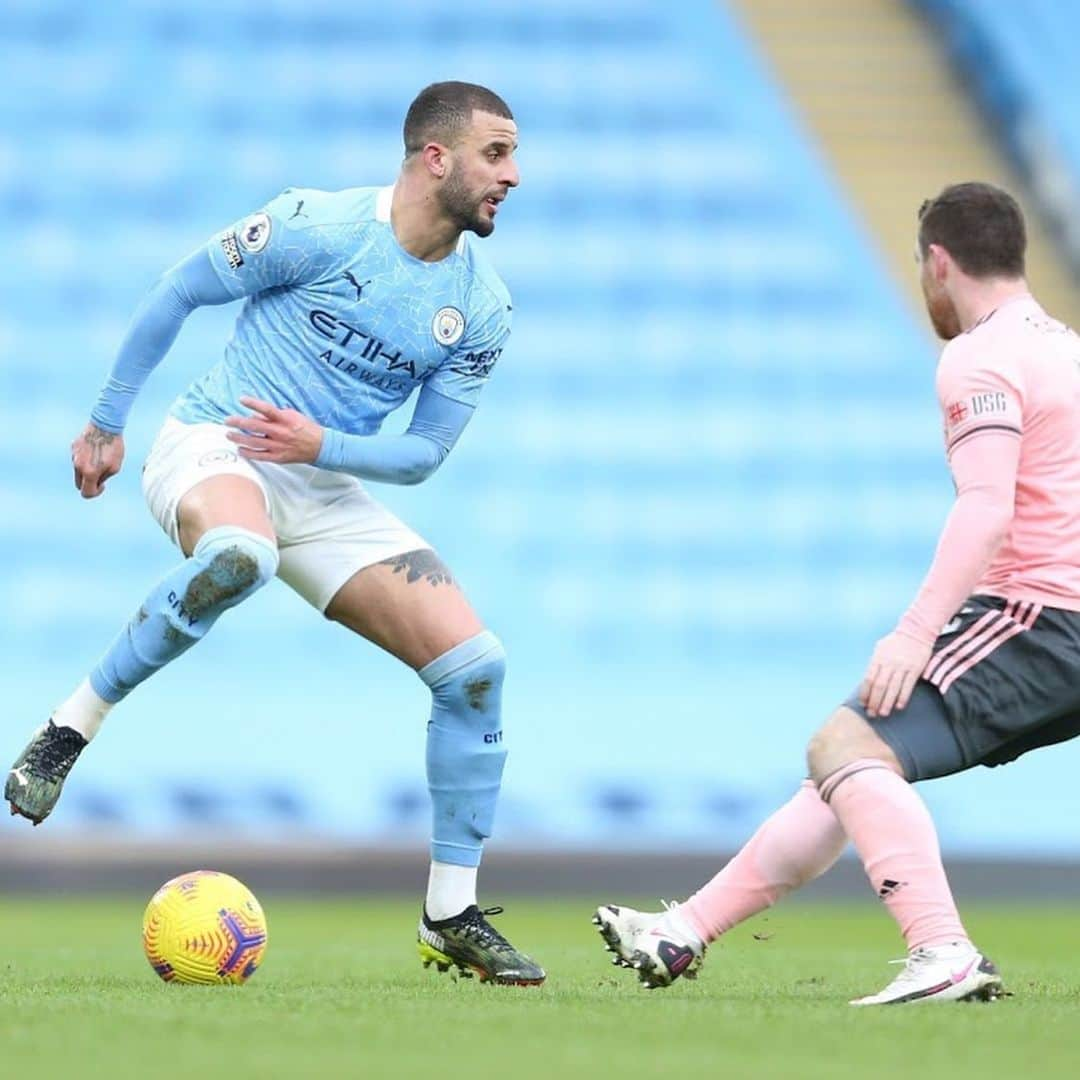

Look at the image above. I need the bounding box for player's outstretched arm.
[225,386,474,485]
[91,250,234,434]
[80,250,235,498]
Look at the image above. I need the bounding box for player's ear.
[421,142,449,180]
[928,243,950,282]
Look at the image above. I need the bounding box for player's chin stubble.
[439,173,493,237]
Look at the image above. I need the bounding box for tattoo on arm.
[86,426,117,468]
[379,549,455,587]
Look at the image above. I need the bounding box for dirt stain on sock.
[464,677,493,711]
[163,548,259,645]
[183,548,258,616]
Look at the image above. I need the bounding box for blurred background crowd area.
[2,0,1079,859]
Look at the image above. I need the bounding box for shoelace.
[882,948,938,985]
[456,906,516,953]
[660,898,698,940]
[656,899,702,979]
[25,727,85,783]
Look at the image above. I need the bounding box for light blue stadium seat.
[913,0,1080,269]
[0,0,973,846]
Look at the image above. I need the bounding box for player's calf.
[421,630,508,871]
[415,633,547,985]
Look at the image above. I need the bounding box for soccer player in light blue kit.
[6,81,544,985]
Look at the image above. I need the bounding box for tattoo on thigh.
[380,550,455,587]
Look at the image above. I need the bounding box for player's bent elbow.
[395,462,437,485]
[395,449,447,485]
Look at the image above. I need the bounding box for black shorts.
[845,595,1080,781]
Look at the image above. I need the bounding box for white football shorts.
[142,417,431,612]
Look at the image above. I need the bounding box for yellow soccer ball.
[142,870,268,985]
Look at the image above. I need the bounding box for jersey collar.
[376,184,394,223]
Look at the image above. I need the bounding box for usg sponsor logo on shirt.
[946,391,1008,427]
[970,390,1008,416]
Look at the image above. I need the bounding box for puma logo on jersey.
[343,271,372,301]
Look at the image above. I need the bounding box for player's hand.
[858,631,933,719]
[71,423,125,499]
[224,396,324,465]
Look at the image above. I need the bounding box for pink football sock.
[680,780,847,944]
[819,759,969,951]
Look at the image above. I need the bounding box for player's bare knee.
[806,707,900,786]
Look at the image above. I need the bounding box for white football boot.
[592,902,705,989]
[850,941,1005,1006]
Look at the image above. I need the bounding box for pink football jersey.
[937,294,1080,609]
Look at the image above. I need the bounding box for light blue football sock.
[89,526,279,704]
[421,631,508,869]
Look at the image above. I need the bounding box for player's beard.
[923,282,962,340]
[438,168,494,238]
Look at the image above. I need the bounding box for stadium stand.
[732,0,1080,328]
[912,0,1080,271]
[3,0,1042,850]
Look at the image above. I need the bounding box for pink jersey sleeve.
[937,345,1023,458]
[895,352,1023,645]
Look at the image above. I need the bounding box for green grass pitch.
[1,897,1078,1079]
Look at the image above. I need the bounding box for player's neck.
[389,177,462,263]
[954,278,1030,332]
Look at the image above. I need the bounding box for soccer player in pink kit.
[595,182,1080,1004]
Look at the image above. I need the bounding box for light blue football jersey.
[171,186,511,435]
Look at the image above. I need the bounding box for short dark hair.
[917,182,1026,278]
[403,81,513,156]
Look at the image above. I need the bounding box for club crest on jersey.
[237,212,271,254]
[432,306,466,347]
